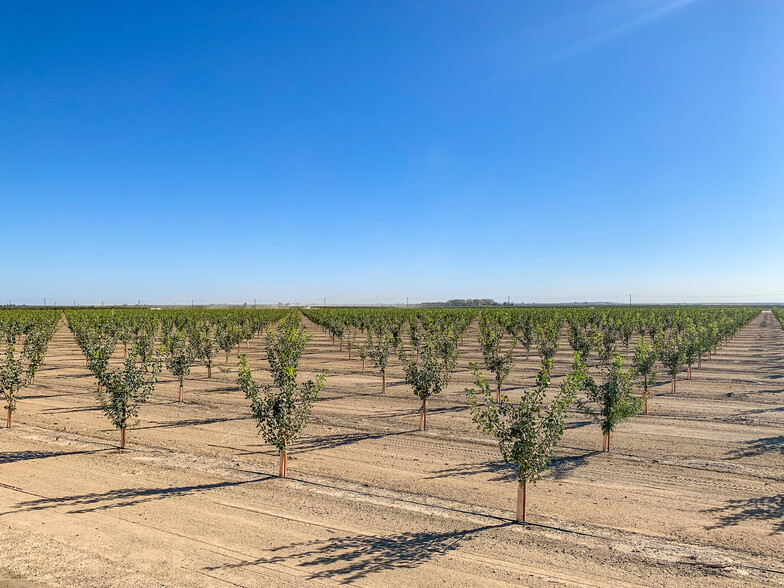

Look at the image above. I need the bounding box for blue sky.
[2,1,783,305]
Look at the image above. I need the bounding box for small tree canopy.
[466,355,585,485]
[577,354,641,450]
[237,319,326,475]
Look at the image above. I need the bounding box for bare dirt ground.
[1,310,783,587]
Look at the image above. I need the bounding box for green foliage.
[567,322,592,362]
[1,344,26,417]
[631,336,657,386]
[0,310,59,424]
[401,342,451,429]
[658,336,686,379]
[96,349,160,432]
[237,322,326,452]
[478,313,515,395]
[466,355,584,484]
[577,354,641,437]
[162,333,194,391]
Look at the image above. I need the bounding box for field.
[1,309,783,587]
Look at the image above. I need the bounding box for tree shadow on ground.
[736,406,784,417]
[564,420,593,430]
[204,522,510,582]
[42,406,101,414]
[705,494,784,534]
[547,450,601,480]
[4,477,270,515]
[743,389,784,396]
[425,449,599,483]
[0,448,112,465]
[727,436,784,459]
[293,429,416,453]
[133,416,249,430]
[425,461,517,482]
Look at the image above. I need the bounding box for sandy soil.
[1,310,782,587]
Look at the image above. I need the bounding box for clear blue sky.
[2,1,783,305]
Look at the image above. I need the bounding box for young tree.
[682,325,700,380]
[577,354,641,451]
[345,326,356,360]
[433,325,461,381]
[97,350,159,449]
[23,329,52,385]
[478,315,516,403]
[619,321,635,356]
[163,334,194,402]
[357,335,369,373]
[630,336,657,415]
[368,329,393,394]
[466,355,584,522]
[237,322,326,477]
[517,318,534,360]
[658,337,686,394]
[1,343,25,428]
[402,342,449,431]
[85,333,117,394]
[217,324,241,365]
[189,322,218,378]
[535,323,561,363]
[134,326,157,367]
[567,322,592,363]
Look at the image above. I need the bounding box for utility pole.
[323,297,326,307]
[406,296,409,309]
[508,295,511,306]
[254,298,256,309]
[629,293,632,307]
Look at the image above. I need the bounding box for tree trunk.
[698,356,702,369]
[124,342,128,358]
[348,346,351,360]
[279,449,287,477]
[516,480,527,523]
[496,381,501,403]
[419,398,428,431]
[6,405,11,428]
[643,376,648,415]
[207,363,212,378]
[226,351,229,365]
[607,431,611,452]
[381,370,386,394]
[671,377,676,394]
[178,382,183,403]
[361,358,365,373]
[687,365,691,380]
[120,426,126,449]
